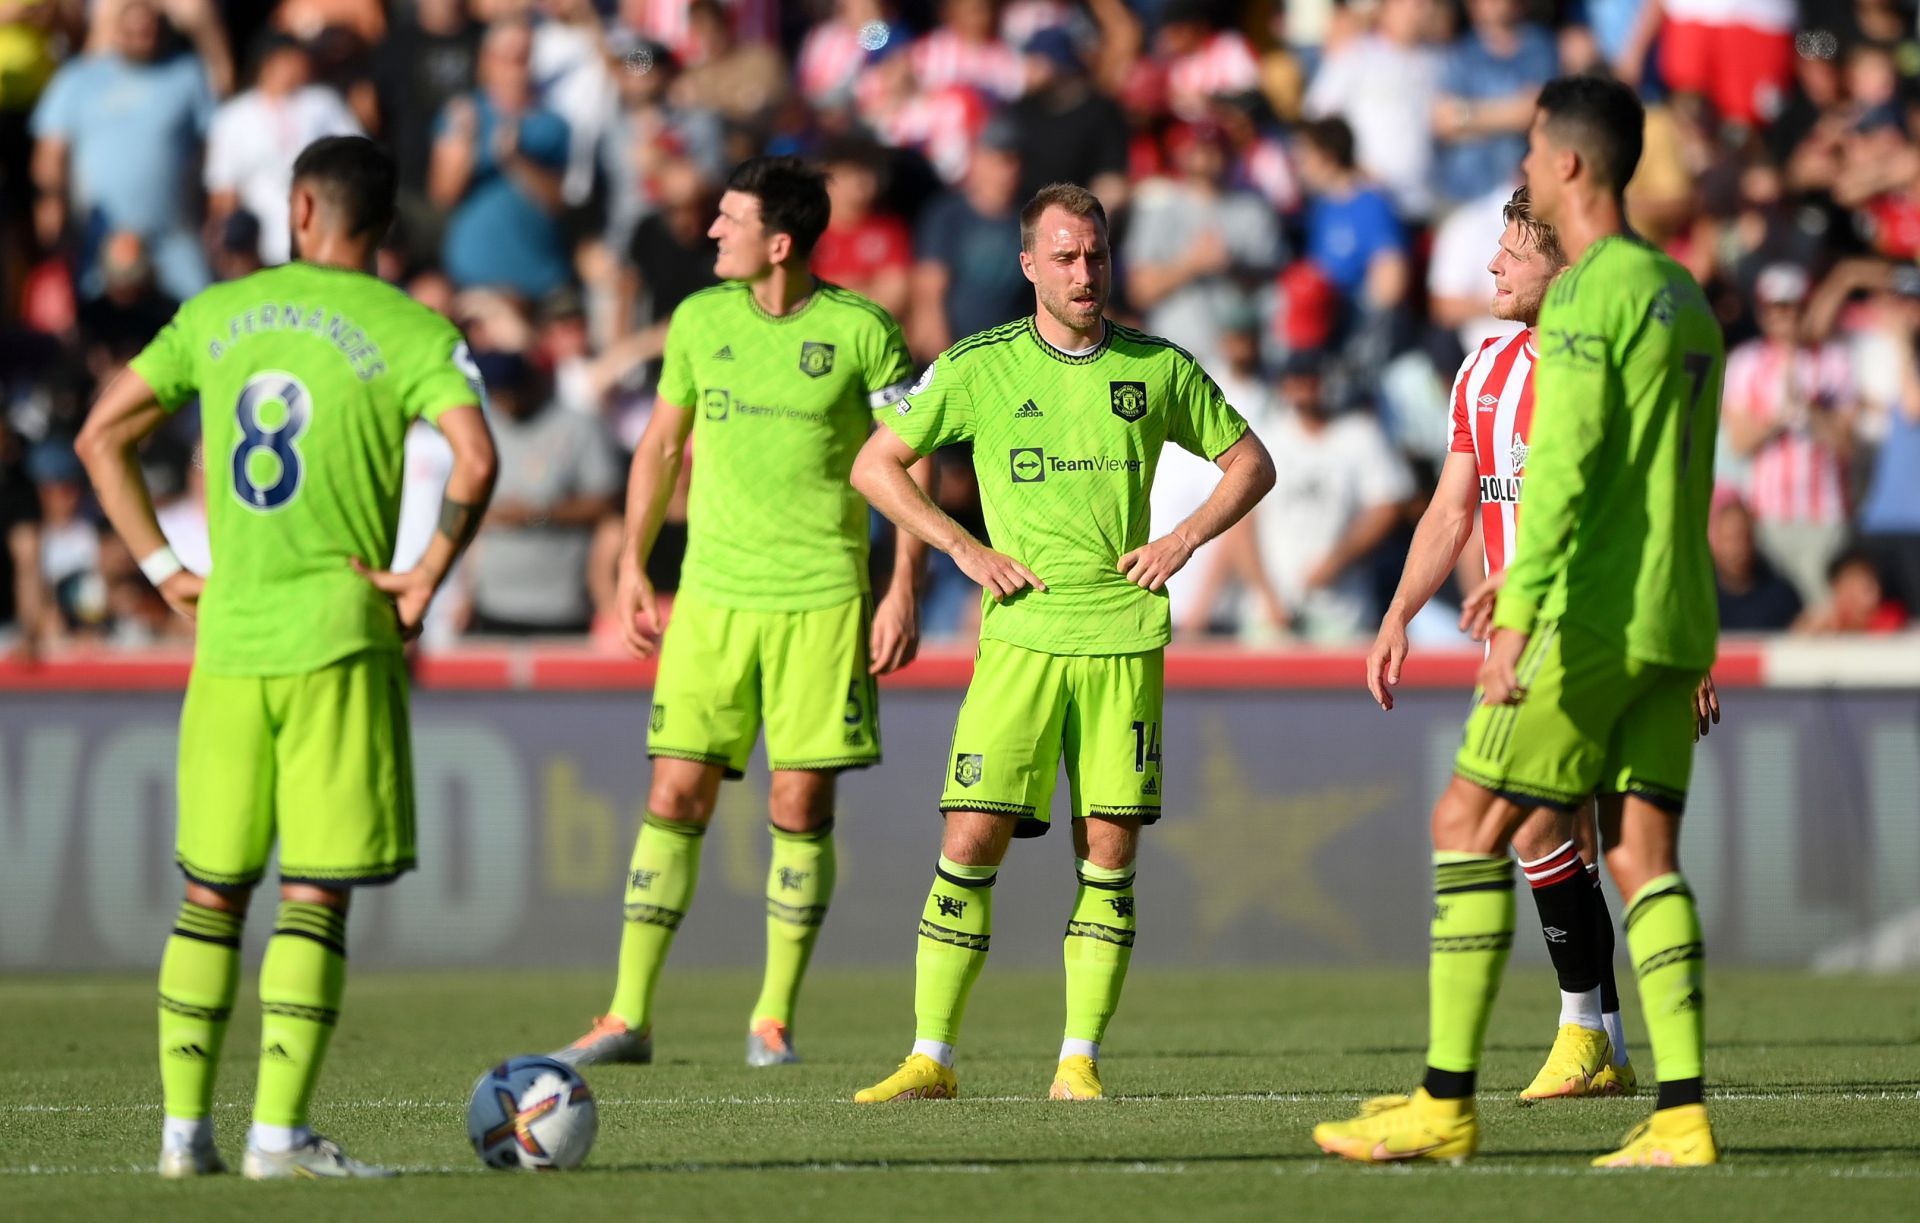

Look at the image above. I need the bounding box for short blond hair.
[1019,182,1108,251]
[1502,185,1564,267]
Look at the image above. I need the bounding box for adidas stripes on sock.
[253,900,347,1130]
[158,901,243,1126]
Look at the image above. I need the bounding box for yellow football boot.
[1313,1088,1479,1164]
[1519,1024,1612,1101]
[1591,1058,1638,1096]
[854,1053,958,1103]
[1592,1104,1719,1167]
[1048,1055,1104,1100]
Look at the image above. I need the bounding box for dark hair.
[725,155,831,259]
[1501,185,1564,266]
[290,135,397,241]
[1827,546,1885,586]
[1019,182,1108,250]
[1300,117,1357,172]
[1535,74,1645,193]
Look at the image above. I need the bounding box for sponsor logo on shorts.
[953,752,984,787]
[1110,380,1148,422]
[799,341,836,378]
[650,703,666,732]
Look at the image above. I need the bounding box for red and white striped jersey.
[1720,338,1852,525]
[627,0,778,62]
[1447,328,1537,575]
[910,28,1025,100]
[797,20,869,103]
[1166,31,1261,120]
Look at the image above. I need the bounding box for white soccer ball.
[466,1055,598,1171]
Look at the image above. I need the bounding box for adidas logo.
[1142,776,1159,796]
[714,345,734,360]
[1015,399,1043,418]
[262,1042,292,1062]
[168,1043,210,1060]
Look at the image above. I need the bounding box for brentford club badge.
[1509,436,1529,474]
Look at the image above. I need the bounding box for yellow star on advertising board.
[1158,716,1401,957]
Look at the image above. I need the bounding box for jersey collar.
[1025,315,1112,365]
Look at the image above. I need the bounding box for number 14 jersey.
[130,262,481,676]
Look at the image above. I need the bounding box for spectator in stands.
[796,0,899,108]
[532,0,616,208]
[909,117,1027,359]
[205,33,359,266]
[27,439,95,637]
[0,0,77,313]
[618,155,717,357]
[671,0,787,126]
[74,232,174,382]
[1157,0,1260,123]
[1124,118,1280,374]
[30,0,215,300]
[209,209,263,282]
[1303,0,1442,220]
[1710,495,1803,632]
[0,419,44,657]
[1796,547,1910,634]
[1656,0,1796,129]
[912,0,1023,102]
[1246,349,1413,642]
[1847,263,1920,610]
[430,17,572,301]
[1720,263,1859,605]
[1007,26,1129,209]
[598,35,726,257]
[1295,116,1410,387]
[1431,0,1555,210]
[814,139,912,318]
[372,0,479,246]
[466,349,621,637]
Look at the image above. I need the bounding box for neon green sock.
[252,901,347,1129]
[913,856,995,1046]
[750,822,836,1027]
[608,813,704,1030]
[1426,852,1515,1076]
[158,902,243,1121]
[1624,873,1706,1084]
[1063,862,1135,1046]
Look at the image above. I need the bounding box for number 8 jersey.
[130,262,481,675]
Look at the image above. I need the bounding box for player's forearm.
[75,373,173,562]
[884,456,935,599]
[854,447,974,558]
[1385,499,1475,626]
[1174,434,1275,551]
[621,435,684,570]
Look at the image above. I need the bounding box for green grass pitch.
[4,969,1916,1220]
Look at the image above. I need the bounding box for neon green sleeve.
[657,301,697,409]
[1493,299,1613,635]
[881,352,974,454]
[1168,352,1249,461]
[406,323,485,424]
[863,314,916,416]
[127,303,199,411]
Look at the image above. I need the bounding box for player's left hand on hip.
[869,590,920,675]
[351,558,433,641]
[1477,627,1528,706]
[1117,531,1194,592]
[1694,671,1720,741]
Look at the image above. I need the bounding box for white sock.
[911,1039,955,1068]
[1559,986,1603,1030]
[247,1122,311,1154]
[1059,1038,1099,1061]
[162,1115,211,1152]
[1602,1011,1629,1065]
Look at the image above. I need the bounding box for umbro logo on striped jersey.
[1015,399,1043,418]
[1477,393,1498,411]
[714,346,734,360]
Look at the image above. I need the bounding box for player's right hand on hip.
[1365,618,1407,711]
[158,570,205,622]
[350,558,432,641]
[953,540,1045,601]
[615,562,662,658]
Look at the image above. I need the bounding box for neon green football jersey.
[129,262,481,676]
[658,280,915,611]
[1493,235,1725,670]
[885,316,1249,655]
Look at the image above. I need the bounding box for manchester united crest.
[1110,380,1148,422]
[952,752,983,788]
[799,341,836,378]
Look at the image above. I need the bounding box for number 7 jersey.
[130,262,481,676]
[1492,235,1725,671]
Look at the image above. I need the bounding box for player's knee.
[1429,778,1520,854]
[1074,816,1139,871]
[647,779,717,825]
[282,882,350,911]
[940,809,1013,867]
[184,881,251,916]
[767,772,835,833]
[1510,806,1576,862]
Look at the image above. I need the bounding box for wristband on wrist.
[139,545,184,587]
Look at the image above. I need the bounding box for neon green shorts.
[939,640,1164,838]
[176,649,416,891]
[1454,619,1701,812]
[647,588,880,775]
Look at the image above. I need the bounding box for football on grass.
[466,1055,598,1170]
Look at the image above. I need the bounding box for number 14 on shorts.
[1130,721,1161,773]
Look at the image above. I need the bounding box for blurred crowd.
[0,0,1917,656]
